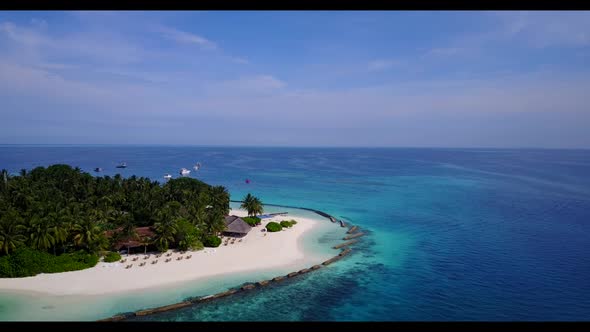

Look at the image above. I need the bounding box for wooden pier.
[230,200,341,224]
[266,212,288,217]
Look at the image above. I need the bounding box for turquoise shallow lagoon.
[0,204,344,321]
[1,146,590,320]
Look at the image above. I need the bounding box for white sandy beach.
[0,209,325,296]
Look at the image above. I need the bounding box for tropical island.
[0,165,328,297]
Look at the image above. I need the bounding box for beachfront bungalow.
[223,215,252,238]
[106,226,156,255]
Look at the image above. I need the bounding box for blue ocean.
[1,146,589,321]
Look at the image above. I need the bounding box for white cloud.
[494,11,590,48]
[0,21,49,47]
[92,67,170,84]
[411,12,590,68]
[230,56,249,64]
[247,75,286,90]
[206,75,286,97]
[1,12,589,147]
[0,60,112,105]
[35,62,78,70]
[427,47,463,57]
[157,26,216,50]
[2,53,588,147]
[367,59,399,72]
[0,20,143,65]
[30,18,48,30]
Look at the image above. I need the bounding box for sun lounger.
[132,257,138,261]
[152,260,158,264]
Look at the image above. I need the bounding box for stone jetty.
[347,226,358,234]
[98,202,365,322]
[333,239,358,249]
[343,232,365,240]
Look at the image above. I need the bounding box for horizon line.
[0,143,589,151]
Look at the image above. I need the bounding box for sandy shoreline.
[0,209,325,296]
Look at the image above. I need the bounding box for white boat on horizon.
[193,162,201,171]
[180,168,191,176]
[164,174,172,180]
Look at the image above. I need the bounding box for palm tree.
[251,197,263,217]
[89,233,109,254]
[14,192,32,211]
[72,218,103,253]
[110,212,138,255]
[0,218,26,255]
[120,214,137,239]
[210,186,230,215]
[89,208,111,226]
[153,219,177,252]
[204,210,226,235]
[241,193,263,217]
[187,202,208,229]
[29,216,55,252]
[46,211,70,255]
[241,193,254,214]
[1,169,8,192]
[97,196,113,214]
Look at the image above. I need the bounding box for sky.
[0,11,589,148]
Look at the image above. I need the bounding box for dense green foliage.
[0,247,98,278]
[203,235,222,247]
[175,218,204,251]
[241,193,263,217]
[103,251,121,263]
[0,165,230,276]
[242,216,261,227]
[280,220,297,228]
[265,222,283,232]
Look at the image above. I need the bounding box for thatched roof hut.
[105,226,155,251]
[223,216,252,236]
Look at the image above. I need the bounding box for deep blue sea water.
[1,146,590,321]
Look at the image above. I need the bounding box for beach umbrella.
[245,179,251,184]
